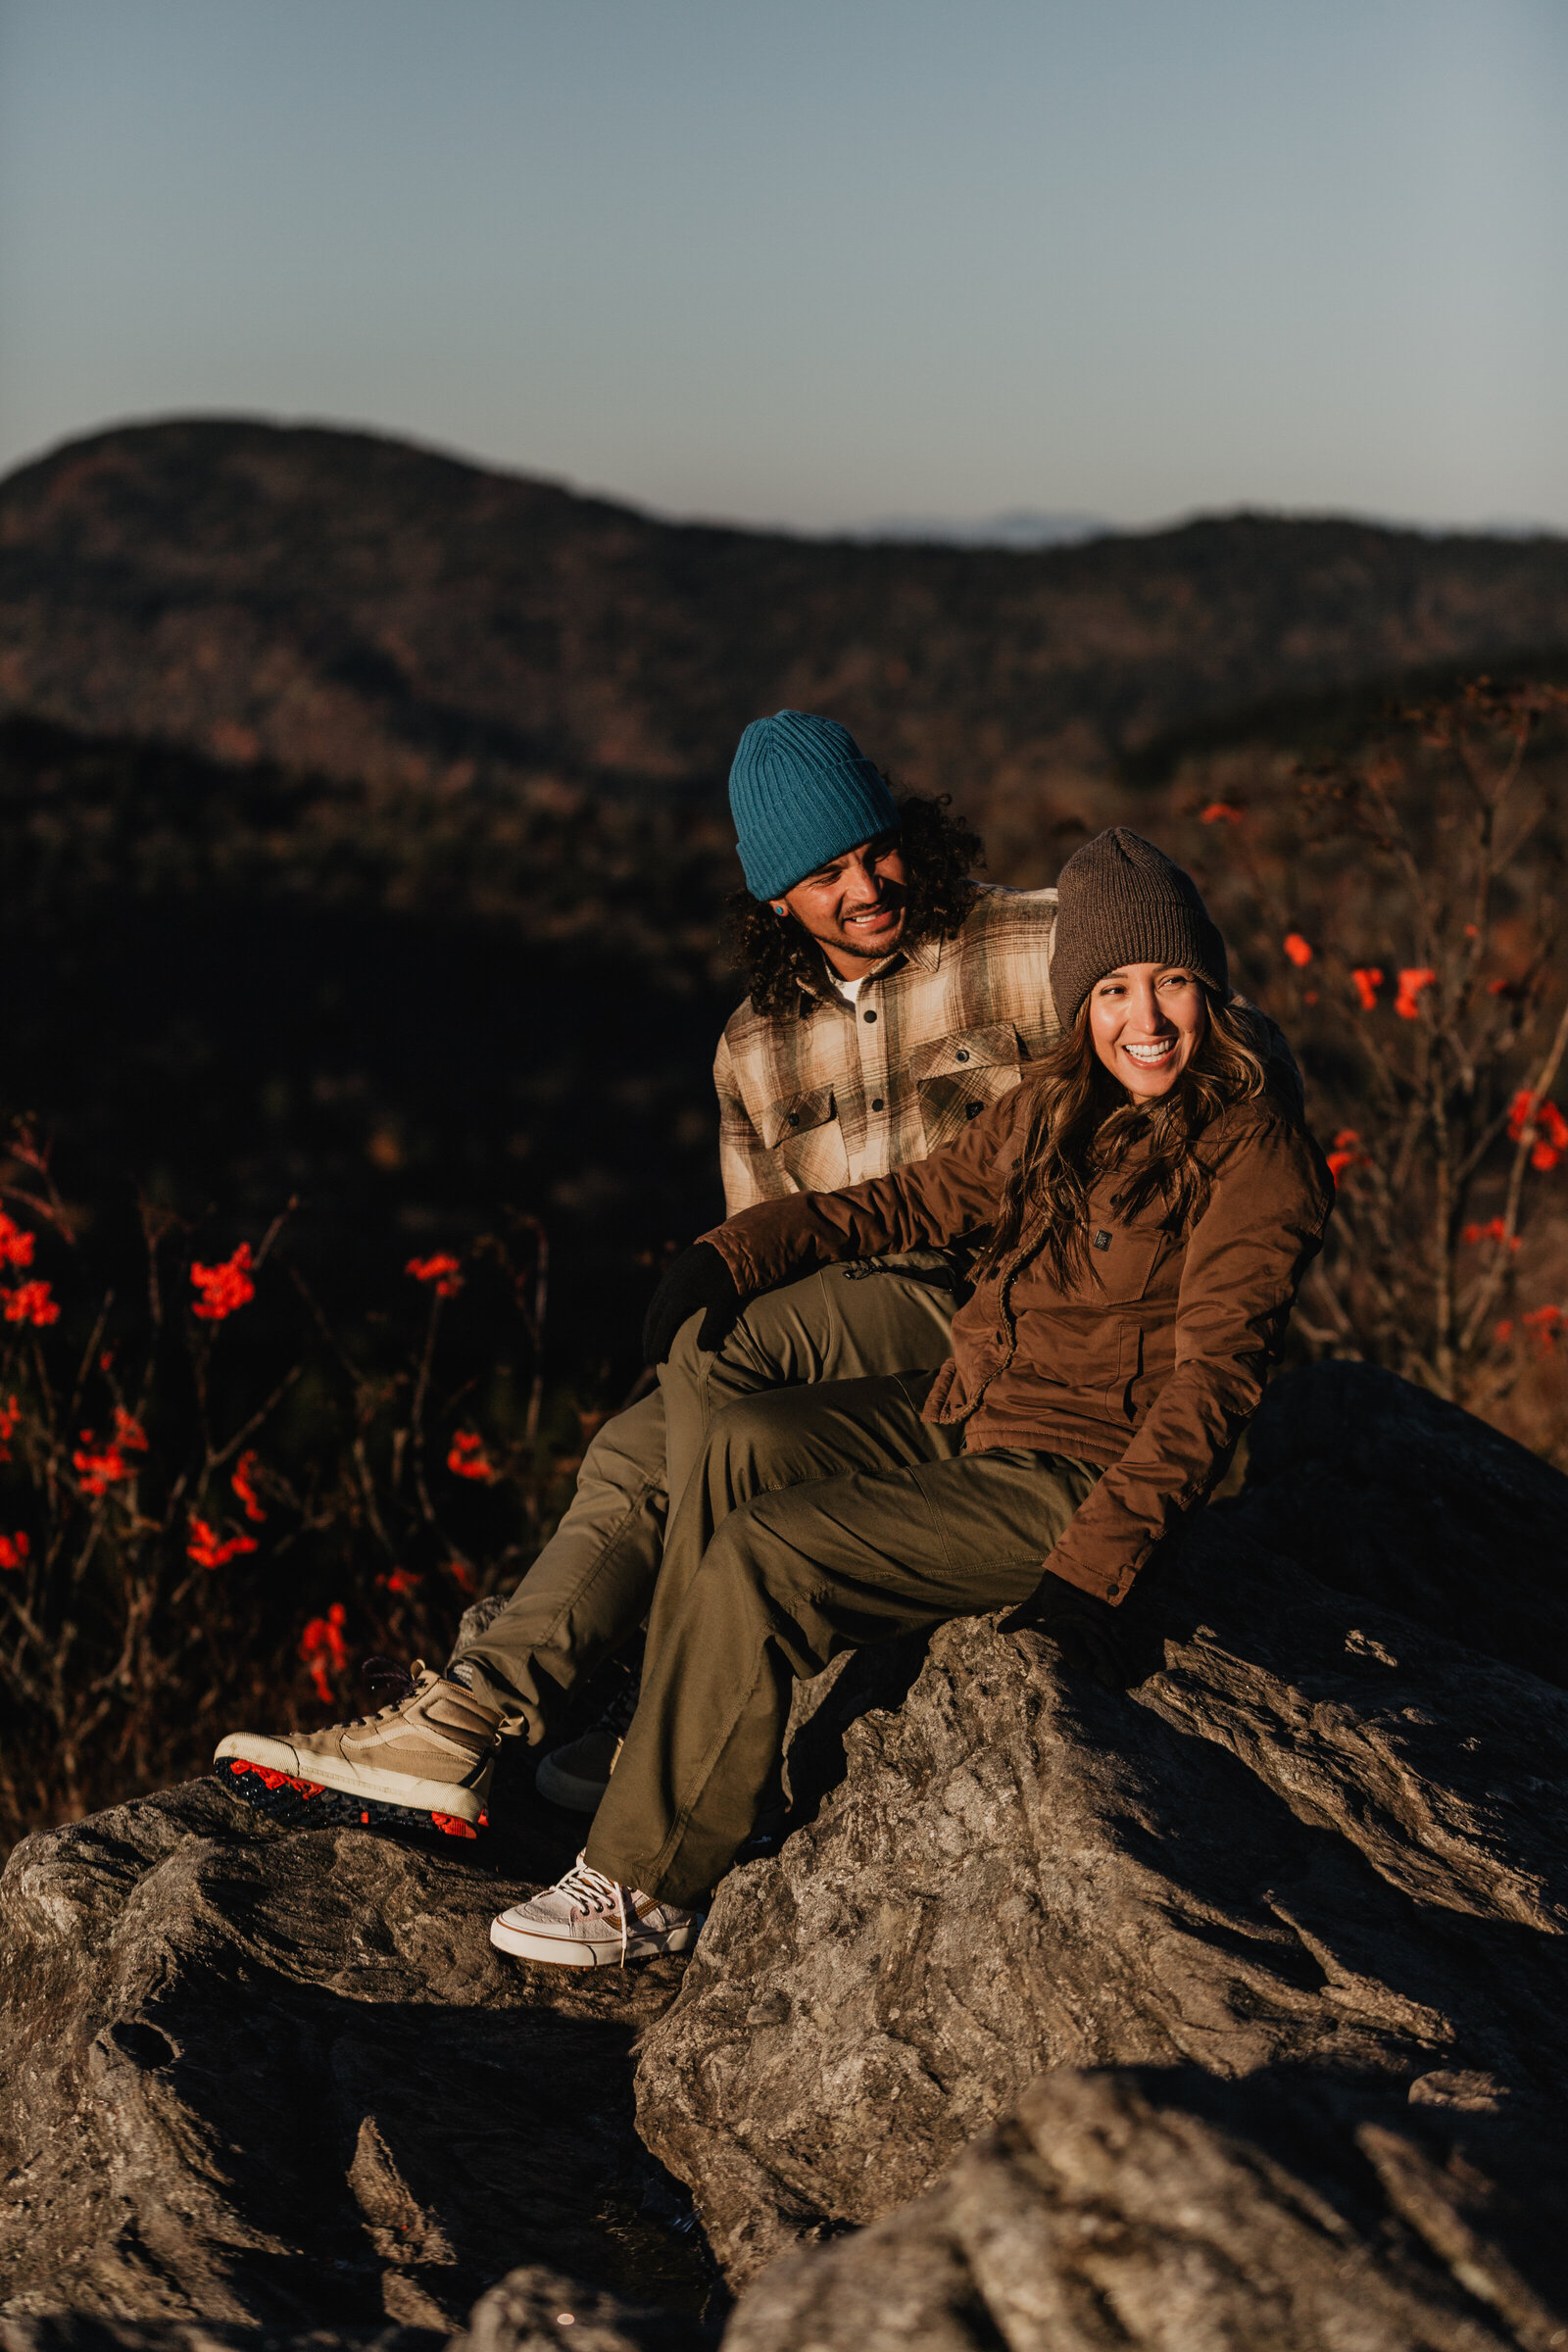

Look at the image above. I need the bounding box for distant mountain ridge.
[840,508,1110,549]
[2,417,1567,820]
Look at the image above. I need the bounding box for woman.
[492,829,1332,1968]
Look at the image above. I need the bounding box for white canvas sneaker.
[490,1852,704,1968]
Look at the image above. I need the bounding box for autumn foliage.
[0,1139,588,1851]
[1178,679,1568,1446]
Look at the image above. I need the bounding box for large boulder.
[0,1777,712,2334]
[0,2262,691,2352]
[725,2066,1568,2352]
[634,1364,1568,2288]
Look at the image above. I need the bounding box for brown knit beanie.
[1050,828,1228,1029]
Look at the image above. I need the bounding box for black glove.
[1001,1576,1148,1691]
[642,1242,745,1366]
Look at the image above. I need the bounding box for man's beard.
[797,906,908,963]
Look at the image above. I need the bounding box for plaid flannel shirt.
[715,884,1059,1212]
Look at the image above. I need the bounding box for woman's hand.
[643,1242,745,1365]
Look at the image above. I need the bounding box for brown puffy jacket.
[701,1070,1333,1605]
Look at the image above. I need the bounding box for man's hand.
[643,1242,745,1365]
[1001,1576,1151,1690]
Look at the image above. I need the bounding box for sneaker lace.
[330,1656,422,1734]
[601,1672,640,1738]
[364,1655,416,1701]
[558,1852,633,1966]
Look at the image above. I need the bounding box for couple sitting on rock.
[217,710,1331,1969]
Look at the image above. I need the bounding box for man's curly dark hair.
[724,791,985,1018]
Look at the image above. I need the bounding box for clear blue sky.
[1,0,1564,532]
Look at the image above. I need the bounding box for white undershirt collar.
[832,956,897,1004]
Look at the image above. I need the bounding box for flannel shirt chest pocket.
[909,1023,1023,1152]
[760,1085,851,1192]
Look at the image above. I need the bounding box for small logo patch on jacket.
[1093,1229,1111,1250]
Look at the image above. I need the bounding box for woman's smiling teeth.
[1090,963,1206,1094]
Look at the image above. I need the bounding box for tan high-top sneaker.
[214,1663,501,1838]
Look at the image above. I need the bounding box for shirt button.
[787,1113,800,1128]
[863,1009,877,1023]
[955,1048,969,1062]
[965,1102,982,1118]
[870,1097,884,1112]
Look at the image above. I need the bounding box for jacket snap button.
[955,1048,969,1062]
[965,1102,982,1117]
[862,1009,877,1023]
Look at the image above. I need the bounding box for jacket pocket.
[911,1023,1023,1152]
[760,1086,851,1193]
[1087,1225,1165,1305]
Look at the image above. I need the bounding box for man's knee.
[699,1387,808,1484]
[662,1306,712,1390]
[666,1274,819,1396]
[576,1392,666,1496]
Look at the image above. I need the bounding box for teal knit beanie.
[729,710,900,901]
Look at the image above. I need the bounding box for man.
[214,710,1059,1857]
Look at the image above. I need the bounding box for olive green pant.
[583,1371,1101,1907]
[455,1256,960,1740]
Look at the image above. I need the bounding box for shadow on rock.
[779,1632,932,1833]
[0,1779,715,2333]
[1237,1358,1568,1687]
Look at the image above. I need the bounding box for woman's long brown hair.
[979,988,1271,1286]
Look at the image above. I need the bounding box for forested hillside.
[5,416,1567,826]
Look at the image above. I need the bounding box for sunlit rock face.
[723,2065,1568,2352]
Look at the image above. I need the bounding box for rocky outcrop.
[6,1362,1568,2349]
[0,2261,689,2352]
[0,2261,693,2352]
[724,2067,1568,2352]
[635,1363,1568,2291]
[0,1777,712,2335]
